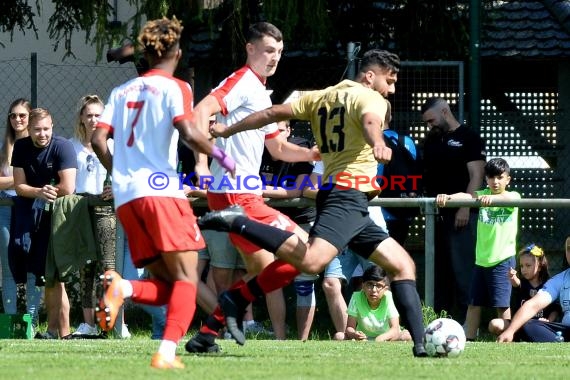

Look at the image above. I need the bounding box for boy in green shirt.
[436,158,520,341]
[346,265,411,341]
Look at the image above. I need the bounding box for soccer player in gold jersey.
[202,49,427,357]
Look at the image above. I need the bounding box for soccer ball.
[423,318,466,358]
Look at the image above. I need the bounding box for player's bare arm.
[210,103,294,138]
[362,111,391,164]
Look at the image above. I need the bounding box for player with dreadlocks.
[91,16,235,369]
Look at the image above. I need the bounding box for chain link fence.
[0,54,137,138]
[272,59,568,273]
[0,54,568,308]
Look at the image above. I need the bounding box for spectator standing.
[0,98,41,321]
[437,158,519,341]
[12,108,77,339]
[68,94,110,337]
[422,97,486,322]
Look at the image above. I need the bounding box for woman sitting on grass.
[345,265,411,342]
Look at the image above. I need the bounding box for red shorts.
[117,197,205,267]
[207,192,297,254]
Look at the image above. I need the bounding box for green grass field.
[1,335,570,379]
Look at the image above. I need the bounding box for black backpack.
[377,130,423,219]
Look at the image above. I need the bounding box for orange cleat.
[95,270,124,332]
[150,353,185,369]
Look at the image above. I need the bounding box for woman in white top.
[0,98,41,321]
[69,95,117,337]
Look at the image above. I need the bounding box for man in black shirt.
[421,97,486,323]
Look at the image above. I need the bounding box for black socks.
[390,279,425,346]
[230,216,295,254]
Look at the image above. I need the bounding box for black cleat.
[413,343,428,357]
[218,291,246,345]
[197,205,246,232]
[185,332,220,354]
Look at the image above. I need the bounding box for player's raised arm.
[210,103,294,138]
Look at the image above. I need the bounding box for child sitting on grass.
[345,265,411,342]
[489,243,560,337]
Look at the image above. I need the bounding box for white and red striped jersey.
[208,65,279,194]
[97,68,193,207]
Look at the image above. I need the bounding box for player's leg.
[98,198,204,368]
[365,236,426,357]
[149,250,199,368]
[208,189,375,344]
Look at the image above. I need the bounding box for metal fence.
[0,53,568,274]
[0,53,137,139]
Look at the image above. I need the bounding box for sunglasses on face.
[9,113,28,120]
[523,243,544,257]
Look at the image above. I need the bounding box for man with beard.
[421,97,486,324]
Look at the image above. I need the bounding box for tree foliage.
[0,0,493,62]
[0,0,39,47]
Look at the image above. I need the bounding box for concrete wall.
[0,1,138,138]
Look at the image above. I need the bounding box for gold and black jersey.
[290,80,387,193]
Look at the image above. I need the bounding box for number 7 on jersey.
[126,101,145,147]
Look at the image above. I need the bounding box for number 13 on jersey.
[317,106,345,153]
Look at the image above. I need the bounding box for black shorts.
[310,187,389,258]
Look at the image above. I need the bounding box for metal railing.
[2,196,569,308]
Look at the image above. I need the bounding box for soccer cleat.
[185,332,221,354]
[197,205,246,232]
[150,353,185,369]
[95,270,124,332]
[218,291,246,345]
[413,343,428,357]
